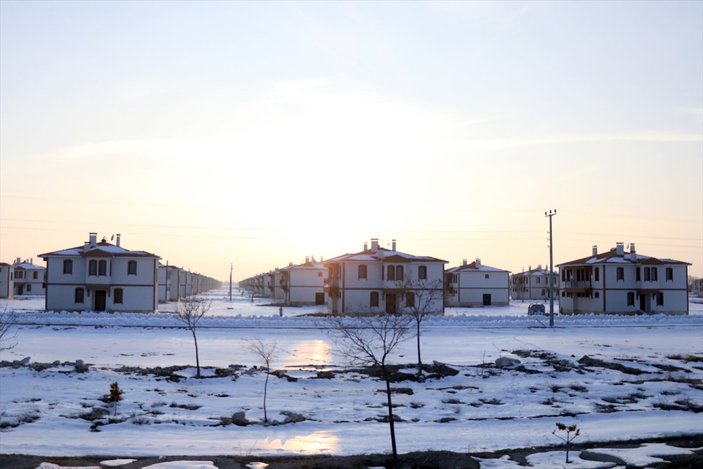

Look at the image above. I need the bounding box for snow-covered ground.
[1,290,702,468]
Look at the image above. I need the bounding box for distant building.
[12,259,46,296]
[39,233,160,312]
[280,258,328,306]
[510,266,559,301]
[324,238,447,314]
[0,262,13,299]
[692,278,703,298]
[445,259,510,307]
[558,243,690,315]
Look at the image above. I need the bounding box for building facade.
[558,243,690,315]
[0,262,13,299]
[324,239,446,315]
[445,259,510,307]
[39,233,160,312]
[12,259,46,296]
[510,266,559,301]
[280,259,328,306]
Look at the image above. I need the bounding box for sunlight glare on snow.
[257,431,339,454]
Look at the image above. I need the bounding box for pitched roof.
[557,248,690,267]
[39,241,159,259]
[13,262,45,270]
[325,247,447,264]
[446,261,508,273]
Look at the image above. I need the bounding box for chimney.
[364,242,368,251]
[475,258,481,267]
[391,239,396,251]
[629,243,636,254]
[371,238,379,251]
[305,256,309,263]
[116,233,121,247]
[89,232,97,247]
[616,242,625,256]
[462,259,467,266]
[592,245,598,256]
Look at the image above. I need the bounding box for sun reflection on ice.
[283,340,333,368]
[261,431,339,454]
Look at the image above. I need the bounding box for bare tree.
[552,422,581,463]
[174,296,211,378]
[401,278,443,376]
[0,307,17,352]
[326,313,412,463]
[248,339,278,424]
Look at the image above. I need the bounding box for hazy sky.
[1,0,701,281]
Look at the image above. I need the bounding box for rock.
[495,356,521,368]
[280,411,306,424]
[231,411,248,426]
[19,357,30,366]
[74,360,89,373]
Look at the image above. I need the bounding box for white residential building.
[12,259,46,296]
[39,233,160,312]
[445,259,510,307]
[280,259,328,306]
[324,239,447,315]
[0,262,13,299]
[510,266,559,301]
[558,243,690,315]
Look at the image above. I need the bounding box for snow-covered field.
[1,290,702,468]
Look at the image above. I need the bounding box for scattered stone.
[19,357,31,366]
[280,411,306,424]
[495,356,521,368]
[231,411,249,426]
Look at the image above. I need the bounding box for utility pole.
[545,209,557,327]
[229,263,233,302]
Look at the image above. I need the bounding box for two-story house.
[280,258,328,306]
[558,243,690,315]
[12,259,46,296]
[0,262,13,299]
[324,239,447,315]
[445,259,510,307]
[39,233,160,312]
[510,266,559,301]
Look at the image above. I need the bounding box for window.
[616,267,624,281]
[561,270,566,281]
[657,292,663,306]
[636,268,641,281]
[536,277,541,284]
[89,260,97,276]
[627,292,635,306]
[33,271,38,279]
[395,265,404,281]
[651,267,657,282]
[405,292,415,308]
[594,268,599,282]
[15,271,23,279]
[26,284,32,292]
[370,291,379,307]
[63,259,73,274]
[387,265,395,281]
[114,288,123,304]
[98,260,107,276]
[128,261,137,275]
[484,273,490,279]
[418,265,427,280]
[644,267,650,281]
[594,291,600,298]
[666,268,673,281]
[75,287,84,304]
[358,264,367,280]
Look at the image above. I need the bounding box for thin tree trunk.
[192,329,200,378]
[263,371,269,423]
[416,320,422,375]
[383,366,398,463]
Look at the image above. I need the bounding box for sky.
[1,0,701,281]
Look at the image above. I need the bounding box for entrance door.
[385,293,397,314]
[639,294,646,312]
[315,292,325,305]
[483,293,492,306]
[95,290,107,311]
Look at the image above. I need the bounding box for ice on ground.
[587,442,702,466]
